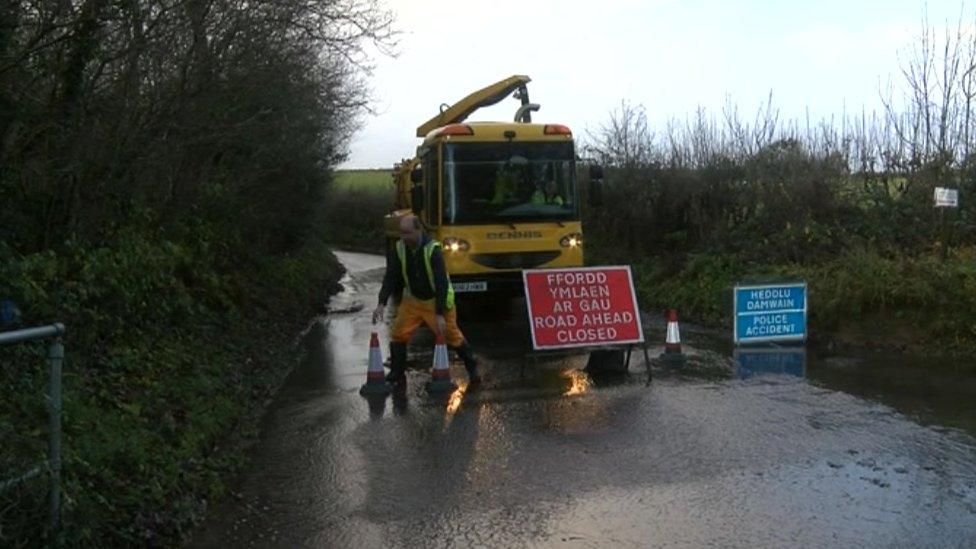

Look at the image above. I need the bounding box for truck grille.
[469,251,561,270]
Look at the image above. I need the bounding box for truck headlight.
[559,233,583,248]
[443,237,470,252]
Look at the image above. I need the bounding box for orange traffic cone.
[426,334,457,394]
[360,332,393,396]
[661,309,686,366]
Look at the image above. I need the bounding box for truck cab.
[385,76,589,295]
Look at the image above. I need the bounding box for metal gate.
[0,323,66,538]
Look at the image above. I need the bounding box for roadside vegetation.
[0,1,393,546]
[583,13,976,351]
[323,170,391,252]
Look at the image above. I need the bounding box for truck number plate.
[454,281,487,293]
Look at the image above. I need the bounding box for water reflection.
[446,381,468,415]
[734,346,806,379]
[365,393,387,419]
[563,369,591,396]
[391,390,409,416]
[806,350,976,436]
[443,381,469,428]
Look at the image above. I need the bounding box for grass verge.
[0,237,343,547]
[587,234,976,353]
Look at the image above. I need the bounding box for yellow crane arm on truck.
[394,75,534,211]
[415,75,532,137]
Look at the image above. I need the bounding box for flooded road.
[188,251,976,548]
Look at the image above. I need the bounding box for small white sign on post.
[935,187,959,208]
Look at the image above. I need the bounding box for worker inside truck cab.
[530,180,564,206]
[490,160,522,204]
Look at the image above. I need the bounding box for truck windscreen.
[442,142,578,225]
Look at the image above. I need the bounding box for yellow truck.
[384,75,599,296]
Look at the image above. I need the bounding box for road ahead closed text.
[524,267,643,349]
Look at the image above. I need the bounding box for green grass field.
[332,169,393,193]
[324,170,392,251]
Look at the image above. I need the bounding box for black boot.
[386,341,407,387]
[454,342,481,384]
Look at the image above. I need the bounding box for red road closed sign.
[523,266,644,350]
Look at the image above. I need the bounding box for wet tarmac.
[187,251,976,548]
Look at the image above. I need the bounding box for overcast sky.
[341,0,966,168]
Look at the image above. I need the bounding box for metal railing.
[0,323,65,536]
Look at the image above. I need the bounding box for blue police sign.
[734,283,807,344]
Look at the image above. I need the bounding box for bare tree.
[586,100,655,168]
[0,0,398,252]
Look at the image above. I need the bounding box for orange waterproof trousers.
[390,295,465,347]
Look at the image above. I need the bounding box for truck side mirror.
[411,184,425,214]
[588,165,604,207]
[410,167,423,184]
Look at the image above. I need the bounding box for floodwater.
[187,251,976,548]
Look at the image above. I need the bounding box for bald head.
[399,215,423,247]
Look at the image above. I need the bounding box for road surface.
[188,251,976,548]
